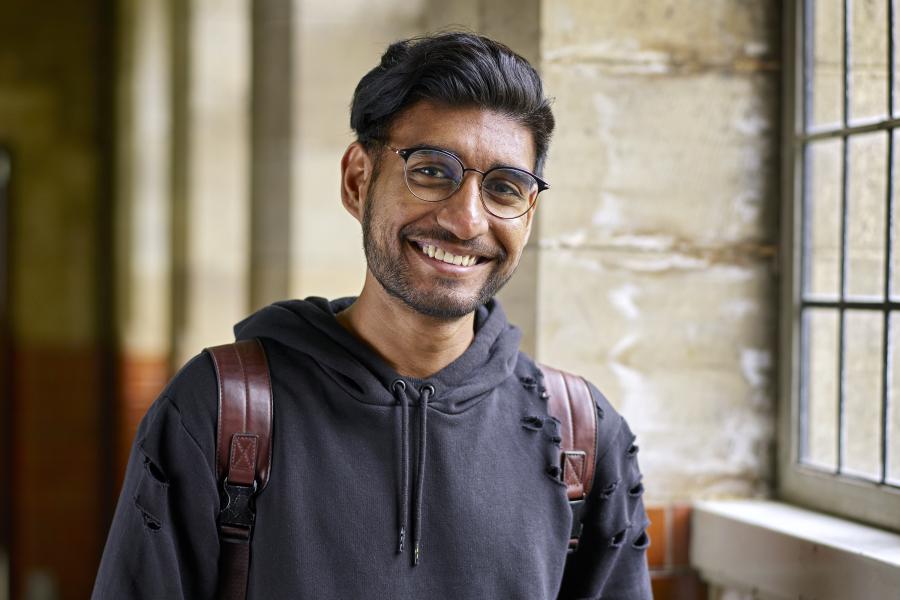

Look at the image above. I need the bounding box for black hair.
[350,31,554,175]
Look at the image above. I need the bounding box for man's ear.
[341,142,374,223]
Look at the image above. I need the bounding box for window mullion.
[882,0,896,484]
[836,0,851,474]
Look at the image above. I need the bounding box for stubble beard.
[361,190,515,320]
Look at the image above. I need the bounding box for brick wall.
[647,503,707,599]
[11,346,107,599]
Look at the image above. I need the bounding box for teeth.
[420,244,477,267]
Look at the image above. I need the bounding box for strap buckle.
[568,498,587,552]
[219,477,258,535]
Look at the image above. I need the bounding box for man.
[94,32,652,599]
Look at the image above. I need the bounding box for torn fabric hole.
[143,456,169,486]
[599,479,619,499]
[133,497,162,531]
[544,465,566,487]
[628,481,644,497]
[610,528,627,548]
[134,455,169,532]
[519,376,537,390]
[521,415,544,431]
[631,530,650,550]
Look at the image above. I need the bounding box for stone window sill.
[690,499,900,599]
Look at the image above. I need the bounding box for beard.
[361,190,515,320]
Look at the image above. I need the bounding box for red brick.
[671,504,693,567]
[12,344,106,600]
[118,353,170,481]
[645,505,668,568]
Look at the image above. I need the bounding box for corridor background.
[0,1,779,598]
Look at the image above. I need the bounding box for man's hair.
[350,31,555,175]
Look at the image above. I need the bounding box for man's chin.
[389,287,484,321]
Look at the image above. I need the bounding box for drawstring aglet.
[398,527,406,553]
[413,542,420,566]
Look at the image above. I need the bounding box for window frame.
[778,0,900,533]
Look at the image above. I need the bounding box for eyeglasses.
[385,144,550,219]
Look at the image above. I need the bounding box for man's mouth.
[413,241,487,268]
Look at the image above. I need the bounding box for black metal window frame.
[780,0,900,532]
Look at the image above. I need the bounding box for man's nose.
[435,173,489,240]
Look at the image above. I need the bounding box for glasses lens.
[482,169,538,218]
[404,149,463,202]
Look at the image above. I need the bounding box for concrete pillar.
[250,0,293,310]
[175,0,252,364]
[117,0,173,359]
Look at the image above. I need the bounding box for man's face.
[360,101,537,320]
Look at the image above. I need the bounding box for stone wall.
[537,0,779,503]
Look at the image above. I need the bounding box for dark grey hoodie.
[93,297,652,599]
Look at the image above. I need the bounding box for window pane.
[849,0,889,123]
[894,11,899,117]
[892,130,900,300]
[846,132,888,299]
[809,0,845,128]
[889,312,900,484]
[805,139,843,298]
[802,308,840,469]
[843,310,884,479]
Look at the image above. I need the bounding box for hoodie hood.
[233,296,522,414]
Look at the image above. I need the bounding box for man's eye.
[413,165,450,179]
[484,180,521,196]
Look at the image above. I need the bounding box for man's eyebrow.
[405,142,529,172]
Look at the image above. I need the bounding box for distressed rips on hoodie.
[93,297,652,599]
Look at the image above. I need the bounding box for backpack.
[206,339,599,600]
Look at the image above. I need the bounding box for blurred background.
[2,0,899,599]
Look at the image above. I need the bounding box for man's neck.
[335,274,476,379]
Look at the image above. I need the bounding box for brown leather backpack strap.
[539,364,598,550]
[206,338,273,600]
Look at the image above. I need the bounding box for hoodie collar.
[232,296,522,414]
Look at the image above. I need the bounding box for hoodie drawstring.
[392,380,433,566]
[413,384,433,566]
[391,379,409,555]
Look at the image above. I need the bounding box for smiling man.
[94,32,652,599]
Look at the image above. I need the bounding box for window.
[779,0,900,531]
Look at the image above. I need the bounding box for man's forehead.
[387,101,537,171]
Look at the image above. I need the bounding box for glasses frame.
[384,144,550,219]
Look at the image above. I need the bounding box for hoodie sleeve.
[92,354,221,600]
[557,384,652,600]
